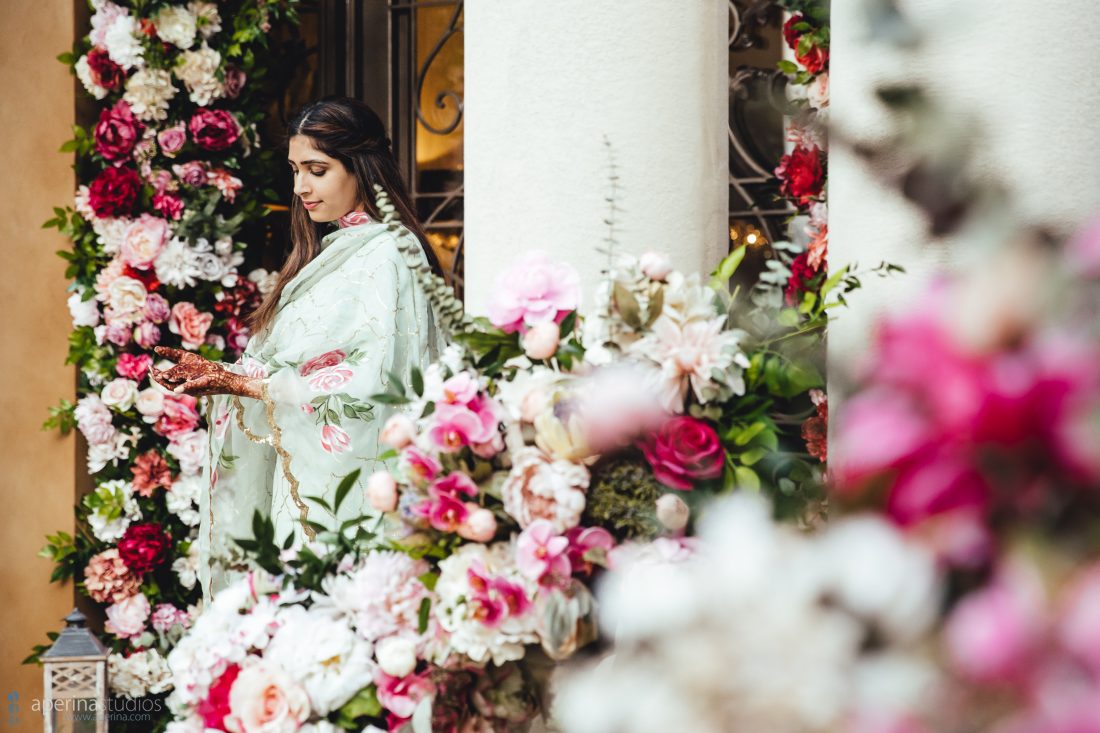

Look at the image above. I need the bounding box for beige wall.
[0,0,76,728]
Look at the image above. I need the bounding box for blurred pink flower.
[374,670,435,719]
[487,251,581,334]
[516,519,571,585]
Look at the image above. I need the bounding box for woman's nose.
[293,175,309,197]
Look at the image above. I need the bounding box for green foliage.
[582,452,664,540]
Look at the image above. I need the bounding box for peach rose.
[168,301,213,350]
[224,662,310,733]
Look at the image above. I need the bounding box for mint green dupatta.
[198,222,443,599]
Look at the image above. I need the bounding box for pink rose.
[156,122,187,157]
[116,352,153,381]
[638,416,725,490]
[188,109,240,151]
[380,413,416,449]
[169,302,213,350]
[224,662,311,733]
[367,471,398,512]
[119,213,171,270]
[487,251,581,333]
[298,349,347,377]
[133,321,161,348]
[320,425,351,454]
[104,592,151,639]
[172,160,208,187]
[94,100,143,161]
[152,192,184,220]
[306,364,354,393]
[155,393,200,439]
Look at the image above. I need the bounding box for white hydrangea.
[86,479,142,543]
[188,1,222,38]
[74,55,108,100]
[264,605,375,715]
[91,217,131,255]
[123,69,177,123]
[109,649,173,697]
[172,542,199,590]
[434,542,539,666]
[166,474,201,527]
[174,43,223,105]
[154,5,197,49]
[103,14,145,70]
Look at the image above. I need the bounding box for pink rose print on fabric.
[320,424,352,454]
[299,350,347,377]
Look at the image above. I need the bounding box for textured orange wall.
[0,0,77,728]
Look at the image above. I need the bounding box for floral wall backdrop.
[31,0,299,727]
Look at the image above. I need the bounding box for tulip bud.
[522,322,560,360]
[379,413,417,449]
[656,493,690,531]
[639,252,673,281]
[366,471,398,512]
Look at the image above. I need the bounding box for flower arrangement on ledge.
[160,174,871,730]
[31,0,299,725]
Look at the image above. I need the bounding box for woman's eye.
[310,170,325,177]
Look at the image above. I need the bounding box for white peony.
[124,69,178,122]
[92,216,131,255]
[188,1,222,38]
[171,543,199,590]
[174,43,224,105]
[67,291,101,328]
[316,551,431,642]
[103,14,144,70]
[87,428,140,474]
[264,605,375,715]
[106,276,148,319]
[155,237,203,288]
[75,55,109,100]
[154,5,197,49]
[501,447,589,532]
[166,473,201,527]
[168,430,207,476]
[109,649,173,697]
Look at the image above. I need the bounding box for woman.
[151,96,446,598]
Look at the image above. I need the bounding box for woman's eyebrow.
[288,159,329,166]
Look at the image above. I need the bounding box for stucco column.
[462,0,728,314]
[828,1,1100,372]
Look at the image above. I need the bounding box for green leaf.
[612,281,643,329]
[335,685,382,726]
[409,366,424,397]
[710,246,747,289]
[418,597,431,634]
[734,466,761,492]
[305,494,332,513]
[559,310,577,338]
[332,469,361,514]
[777,59,799,75]
[739,447,768,466]
[369,392,410,405]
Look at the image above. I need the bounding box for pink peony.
[168,302,213,350]
[487,251,581,333]
[638,416,725,490]
[117,522,171,575]
[119,213,170,270]
[516,519,571,585]
[188,109,240,151]
[116,352,153,381]
[156,122,187,157]
[104,593,151,639]
[155,393,200,439]
[143,292,171,323]
[150,603,190,633]
[94,100,143,161]
[501,447,589,532]
[320,424,352,454]
[133,321,161,348]
[87,165,141,218]
[224,662,310,733]
[298,349,346,377]
[84,548,142,604]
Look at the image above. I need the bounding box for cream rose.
[225,662,311,733]
[135,388,166,422]
[101,378,139,412]
[107,276,148,318]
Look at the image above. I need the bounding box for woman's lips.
[302,200,321,211]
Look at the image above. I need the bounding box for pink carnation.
[116,352,153,380]
[487,251,581,333]
[84,548,142,604]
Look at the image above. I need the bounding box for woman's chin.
[305,208,334,223]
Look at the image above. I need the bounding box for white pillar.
[463,0,728,314]
[828,0,1100,371]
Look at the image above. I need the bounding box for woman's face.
[288,135,361,223]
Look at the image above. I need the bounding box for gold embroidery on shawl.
[229,384,315,540]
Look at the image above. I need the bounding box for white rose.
[154,5,197,49]
[375,636,417,678]
[135,388,166,422]
[107,276,148,317]
[194,252,230,282]
[101,378,139,412]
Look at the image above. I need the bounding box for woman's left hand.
[151,346,263,399]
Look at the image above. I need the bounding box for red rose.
[639,416,725,490]
[94,101,143,161]
[86,47,124,91]
[117,522,171,575]
[783,14,805,50]
[775,145,825,207]
[796,44,829,75]
[87,165,142,218]
[189,109,241,151]
[784,251,817,306]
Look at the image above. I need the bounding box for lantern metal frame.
[41,609,108,733]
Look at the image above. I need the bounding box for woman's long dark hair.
[247,96,444,336]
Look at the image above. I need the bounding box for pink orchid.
[441,372,479,405]
[401,447,441,485]
[374,670,435,720]
[428,402,497,453]
[430,472,479,499]
[516,520,571,584]
[427,493,469,532]
[565,526,616,576]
